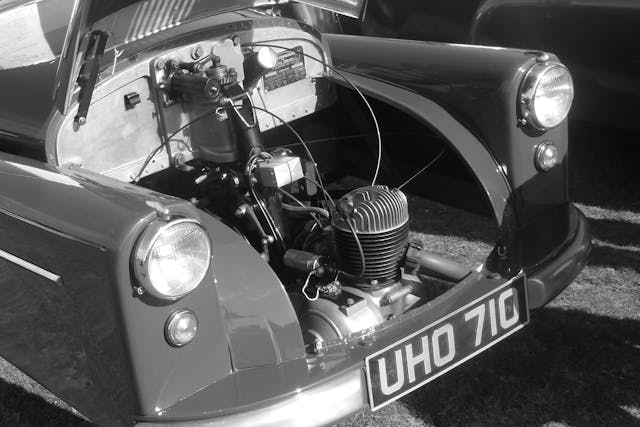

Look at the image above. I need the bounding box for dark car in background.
[0,0,589,425]
[287,0,640,131]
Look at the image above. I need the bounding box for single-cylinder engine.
[331,186,409,290]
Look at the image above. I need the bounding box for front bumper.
[526,206,591,309]
[136,368,367,427]
[136,206,590,427]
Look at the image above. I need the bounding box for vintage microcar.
[0,0,590,425]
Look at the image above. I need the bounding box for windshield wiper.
[74,30,109,126]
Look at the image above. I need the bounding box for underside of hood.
[53,0,365,115]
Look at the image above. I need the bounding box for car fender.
[471,0,640,130]
[325,34,575,273]
[0,153,304,422]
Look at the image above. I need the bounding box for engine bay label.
[263,46,307,91]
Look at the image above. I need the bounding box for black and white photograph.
[0,1,637,426]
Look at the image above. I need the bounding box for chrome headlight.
[519,62,574,130]
[133,218,211,300]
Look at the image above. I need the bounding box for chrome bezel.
[132,218,211,300]
[165,309,198,347]
[534,141,558,171]
[519,61,573,130]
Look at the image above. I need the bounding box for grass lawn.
[1,122,638,426]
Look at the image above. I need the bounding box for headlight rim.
[132,217,211,301]
[519,61,574,131]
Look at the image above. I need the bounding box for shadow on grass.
[402,307,640,426]
[585,217,640,272]
[406,193,496,245]
[590,218,640,248]
[589,243,640,274]
[0,381,91,427]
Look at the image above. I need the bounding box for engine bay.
[52,17,476,352]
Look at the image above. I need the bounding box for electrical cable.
[276,131,421,150]
[134,109,218,182]
[278,188,330,218]
[246,42,383,186]
[300,177,364,278]
[280,205,324,231]
[336,206,366,279]
[136,116,365,279]
[218,104,331,208]
[231,91,258,128]
[301,269,320,301]
[134,102,325,250]
[245,153,281,245]
[302,176,336,210]
[397,148,446,190]
[282,202,329,220]
[251,184,284,248]
[133,52,373,275]
[277,187,326,231]
[245,153,285,248]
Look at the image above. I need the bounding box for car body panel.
[0,0,73,145]
[137,207,591,425]
[471,0,640,130]
[326,70,512,228]
[325,35,569,215]
[302,0,640,131]
[141,271,517,421]
[0,153,305,421]
[325,34,572,275]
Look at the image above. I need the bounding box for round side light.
[535,141,559,171]
[165,309,198,347]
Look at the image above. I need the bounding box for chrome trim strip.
[0,248,63,285]
[0,207,107,251]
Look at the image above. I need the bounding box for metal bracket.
[74,30,109,125]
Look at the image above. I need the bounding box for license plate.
[365,274,529,410]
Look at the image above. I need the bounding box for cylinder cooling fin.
[332,186,409,288]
